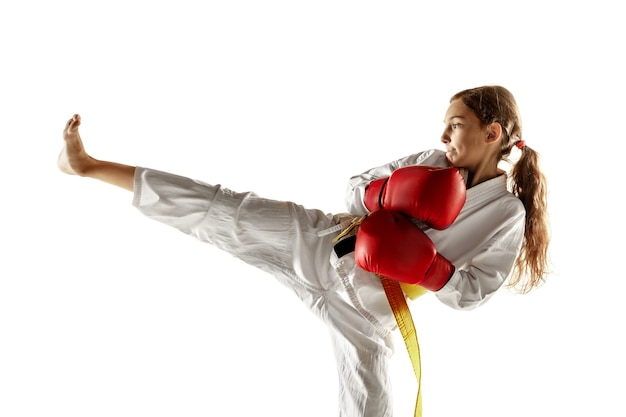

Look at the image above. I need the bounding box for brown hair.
[451,85,551,293]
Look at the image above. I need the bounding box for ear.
[486,122,503,143]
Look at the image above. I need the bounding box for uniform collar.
[463,174,510,211]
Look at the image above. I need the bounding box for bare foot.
[57,114,96,176]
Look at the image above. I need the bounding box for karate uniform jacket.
[345,149,526,310]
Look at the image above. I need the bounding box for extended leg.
[58,114,136,192]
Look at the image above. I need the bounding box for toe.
[65,114,81,133]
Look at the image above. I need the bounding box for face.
[441,99,494,171]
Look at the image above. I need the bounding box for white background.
[1,1,624,416]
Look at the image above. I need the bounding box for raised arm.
[436,216,525,310]
[343,149,450,215]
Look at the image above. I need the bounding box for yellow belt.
[383,278,427,417]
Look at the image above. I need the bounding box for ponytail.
[508,145,551,293]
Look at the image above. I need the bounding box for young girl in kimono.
[58,85,550,417]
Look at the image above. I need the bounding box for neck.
[466,166,503,188]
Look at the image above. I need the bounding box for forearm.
[344,150,442,214]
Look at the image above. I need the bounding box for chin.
[445,152,458,167]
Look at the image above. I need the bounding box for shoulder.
[396,149,449,168]
[498,187,525,218]
[491,191,526,232]
[502,192,524,213]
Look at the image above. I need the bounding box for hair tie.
[515,140,526,149]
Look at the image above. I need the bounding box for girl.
[58,85,550,417]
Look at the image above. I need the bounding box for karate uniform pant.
[132,167,398,417]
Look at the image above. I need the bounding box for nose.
[440,130,450,144]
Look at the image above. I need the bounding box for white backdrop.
[1,1,624,416]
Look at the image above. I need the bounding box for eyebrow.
[444,115,467,123]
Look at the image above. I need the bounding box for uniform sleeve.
[344,149,446,215]
[434,212,525,310]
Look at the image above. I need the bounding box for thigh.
[134,167,342,292]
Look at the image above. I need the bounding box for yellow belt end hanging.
[380,276,425,417]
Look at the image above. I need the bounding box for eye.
[451,123,461,129]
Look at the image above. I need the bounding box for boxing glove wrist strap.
[363,177,389,212]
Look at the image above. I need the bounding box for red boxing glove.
[363,166,466,230]
[355,209,454,291]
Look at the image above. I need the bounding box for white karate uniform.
[131,148,525,417]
